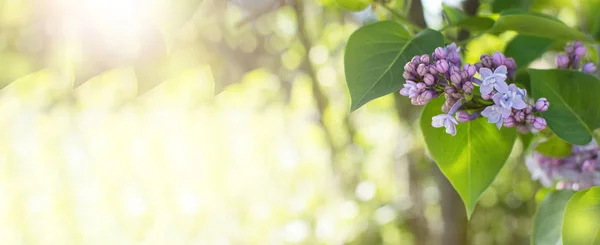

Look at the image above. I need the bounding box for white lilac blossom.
[479,65,509,95]
[526,140,600,190]
[398,44,549,136]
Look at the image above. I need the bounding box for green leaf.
[345,22,444,111]
[505,35,555,69]
[529,69,600,145]
[532,190,575,245]
[444,17,496,32]
[519,133,534,151]
[535,135,573,157]
[420,98,517,218]
[491,0,531,13]
[562,187,600,245]
[490,14,593,42]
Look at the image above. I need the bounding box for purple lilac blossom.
[481,105,511,129]
[527,140,600,190]
[479,65,509,95]
[492,84,527,110]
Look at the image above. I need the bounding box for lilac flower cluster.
[398,43,549,136]
[526,140,599,190]
[556,41,597,74]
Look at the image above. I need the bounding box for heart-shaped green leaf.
[344,22,444,111]
[420,98,517,218]
[535,135,573,157]
[505,35,555,69]
[531,190,575,245]
[490,14,593,42]
[562,187,600,245]
[530,69,600,145]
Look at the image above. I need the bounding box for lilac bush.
[398,43,549,136]
[525,41,600,190]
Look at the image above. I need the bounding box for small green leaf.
[535,135,573,157]
[420,98,517,218]
[345,22,444,111]
[532,190,575,245]
[530,69,600,145]
[562,187,600,245]
[505,35,555,69]
[490,14,593,42]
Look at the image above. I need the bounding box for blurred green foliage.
[0,0,592,244]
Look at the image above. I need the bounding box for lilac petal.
[494,65,507,75]
[445,120,457,136]
[512,97,527,110]
[479,67,493,78]
[501,108,512,118]
[492,93,503,105]
[494,80,509,93]
[432,115,446,128]
[480,84,493,95]
[496,118,503,129]
[399,88,409,96]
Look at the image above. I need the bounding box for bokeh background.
[0,0,594,244]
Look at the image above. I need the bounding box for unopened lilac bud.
[464,64,476,77]
[505,58,516,70]
[524,104,533,114]
[449,65,460,74]
[565,45,574,54]
[525,114,534,124]
[535,98,549,112]
[460,71,468,80]
[583,62,596,74]
[533,117,547,130]
[425,66,435,75]
[575,46,586,57]
[423,73,435,86]
[411,55,421,65]
[416,82,426,90]
[403,71,415,80]
[450,72,462,85]
[573,41,583,48]
[463,81,473,94]
[420,54,430,64]
[582,160,596,172]
[434,47,447,59]
[556,55,569,68]
[504,117,515,127]
[517,124,530,134]
[452,92,462,99]
[415,90,436,105]
[492,51,506,66]
[481,54,493,68]
[404,63,416,74]
[475,62,483,70]
[514,111,525,122]
[417,64,428,77]
[444,86,456,95]
[456,111,471,122]
[436,60,449,73]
